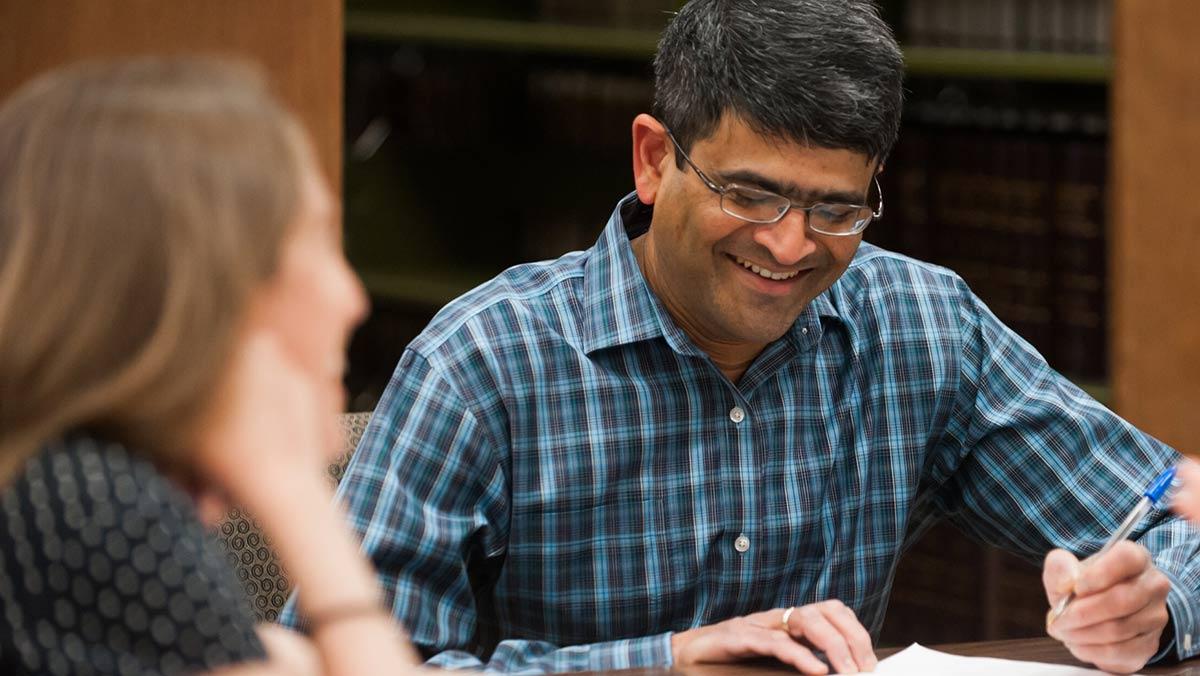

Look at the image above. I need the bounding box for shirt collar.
[581,193,673,355]
[582,192,844,356]
[795,286,840,350]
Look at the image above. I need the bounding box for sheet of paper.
[874,643,1138,675]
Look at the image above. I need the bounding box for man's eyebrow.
[716,169,867,204]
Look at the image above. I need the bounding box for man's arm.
[929,277,1200,670]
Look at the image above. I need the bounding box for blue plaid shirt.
[281,193,1200,672]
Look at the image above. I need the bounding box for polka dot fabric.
[214,412,367,621]
[0,437,265,675]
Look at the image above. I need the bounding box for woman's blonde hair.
[0,57,309,482]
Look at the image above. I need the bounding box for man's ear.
[632,113,671,204]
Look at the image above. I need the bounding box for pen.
[1047,465,1179,626]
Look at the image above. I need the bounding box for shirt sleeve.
[279,348,674,672]
[0,438,265,676]
[928,276,1200,664]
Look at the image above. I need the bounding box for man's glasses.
[663,125,883,236]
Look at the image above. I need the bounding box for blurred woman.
[0,58,418,675]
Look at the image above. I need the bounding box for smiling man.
[280,1,1200,673]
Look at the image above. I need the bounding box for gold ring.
[781,606,796,632]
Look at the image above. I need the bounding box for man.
[282,1,1200,673]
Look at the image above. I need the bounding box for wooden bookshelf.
[345,10,1111,82]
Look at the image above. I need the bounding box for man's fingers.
[768,631,831,675]
[1063,629,1161,675]
[790,605,856,673]
[675,618,834,674]
[742,605,875,674]
[1075,541,1152,596]
[735,624,829,674]
[1054,565,1170,631]
[1050,594,1170,646]
[1043,548,1082,604]
[816,601,877,672]
[1045,553,1169,676]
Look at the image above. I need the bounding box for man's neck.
[694,340,760,384]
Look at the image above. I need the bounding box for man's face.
[639,115,876,347]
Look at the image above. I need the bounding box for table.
[577,638,1200,675]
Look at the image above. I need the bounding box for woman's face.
[188,161,368,519]
[254,163,369,420]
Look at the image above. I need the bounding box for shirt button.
[729,406,745,424]
[734,534,750,553]
[801,327,809,335]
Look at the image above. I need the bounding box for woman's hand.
[195,329,420,675]
[196,329,339,499]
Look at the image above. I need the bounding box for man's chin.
[732,303,811,342]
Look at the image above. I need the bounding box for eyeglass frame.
[661,124,884,236]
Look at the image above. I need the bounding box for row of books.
[904,0,1113,53]
[527,68,651,149]
[873,92,1108,380]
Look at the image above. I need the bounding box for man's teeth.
[734,256,800,281]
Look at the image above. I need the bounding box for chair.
[214,411,372,621]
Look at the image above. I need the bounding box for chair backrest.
[214,411,372,620]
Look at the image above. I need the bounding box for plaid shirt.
[281,193,1200,672]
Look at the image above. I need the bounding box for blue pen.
[1047,466,1179,626]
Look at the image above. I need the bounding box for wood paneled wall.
[1111,0,1200,454]
[0,0,343,188]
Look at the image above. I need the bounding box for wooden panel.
[1110,0,1200,453]
[0,0,343,189]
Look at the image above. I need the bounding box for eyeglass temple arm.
[664,126,726,195]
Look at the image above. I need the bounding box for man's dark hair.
[653,0,904,165]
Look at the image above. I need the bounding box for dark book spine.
[1052,128,1108,380]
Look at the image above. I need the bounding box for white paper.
[873,643,1137,675]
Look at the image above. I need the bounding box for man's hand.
[671,601,877,674]
[1043,542,1171,674]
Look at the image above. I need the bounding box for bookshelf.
[345,10,1112,83]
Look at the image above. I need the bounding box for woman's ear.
[632,113,671,205]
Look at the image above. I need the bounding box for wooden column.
[1110,0,1200,454]
[0,0,343,188]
